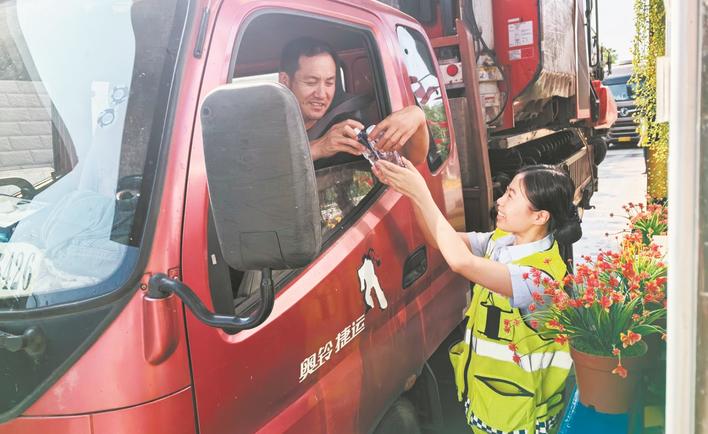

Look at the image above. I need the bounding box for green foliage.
[631,0,669,198]
[422,104,450,161]
[601,45,618,69]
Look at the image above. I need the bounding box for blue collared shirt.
[467,231,553,311]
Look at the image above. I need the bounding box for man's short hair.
[280,37,339,78]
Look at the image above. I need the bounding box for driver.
[278,37,429,165]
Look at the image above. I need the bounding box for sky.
[598,0,636,62]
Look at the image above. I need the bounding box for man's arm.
[368,106,429,166]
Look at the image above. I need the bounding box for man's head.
[279,37,338,129]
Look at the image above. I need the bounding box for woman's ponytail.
[553,202,583,244]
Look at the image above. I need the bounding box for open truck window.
[206,12,390,320]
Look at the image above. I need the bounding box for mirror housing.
[200,82,321,271]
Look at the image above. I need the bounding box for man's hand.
[310,119,366,160]
[368,106,426,153]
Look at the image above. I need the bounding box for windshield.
[0,0,186,310]
[606,80,636,102]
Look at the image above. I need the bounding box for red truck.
[0,0,615,433]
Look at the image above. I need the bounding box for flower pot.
[570,342,648,414]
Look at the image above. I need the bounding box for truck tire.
[373,397,422,434]
[590,136,608,165]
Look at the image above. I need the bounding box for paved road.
[574,146,647,260]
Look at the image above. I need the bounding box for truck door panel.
[182,3,429,433]
[393,24,468,336]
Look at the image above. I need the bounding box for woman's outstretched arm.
[374,159,512,297]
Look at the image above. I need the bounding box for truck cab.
[0,1,468,433]
[603,63,639,146]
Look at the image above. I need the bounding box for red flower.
[532,292,544,303]
[612,347,620,356]
[530,320,539,329]
[528,303,537,313]
[522,272,530,280]
[554,335,569,345]
[611,291,624,303]
[620,330,642,348]
[543,257,552,265]
[547,319,565,331]
[599,295,612,312]
[612,362,628,378]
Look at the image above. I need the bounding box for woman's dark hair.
[516,164,582,244]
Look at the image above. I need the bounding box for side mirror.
[200,82,321,270]
[148,83,321,330]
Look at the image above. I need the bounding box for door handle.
[402,246,427,288]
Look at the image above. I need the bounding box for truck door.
[180,3,433,433]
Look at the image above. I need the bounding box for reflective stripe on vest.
[464,328,573,372]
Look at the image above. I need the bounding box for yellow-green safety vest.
[449,229,571,434]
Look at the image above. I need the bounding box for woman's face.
[495,174,542,233]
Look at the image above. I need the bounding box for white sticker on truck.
[299,314,365,383]
[508,20,533,47]
[0,243,41,296]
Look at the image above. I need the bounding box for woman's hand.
[372,157,430,204]
[368,106,426,153]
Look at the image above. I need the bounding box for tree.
[602,46,618,70]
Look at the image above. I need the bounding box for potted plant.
[619,199,668,249]
[509,238,667,414]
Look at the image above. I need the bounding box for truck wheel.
[590,136,608,165]
[373,397,422,434]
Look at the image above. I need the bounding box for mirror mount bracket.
[147,269,274,331]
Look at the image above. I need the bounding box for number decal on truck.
[0,243,40,296]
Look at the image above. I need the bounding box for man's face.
[279,53,336,129]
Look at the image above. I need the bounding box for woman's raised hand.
[372,157,430,203]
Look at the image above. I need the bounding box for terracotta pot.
[570,341,648,414]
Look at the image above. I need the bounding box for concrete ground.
[574,146,647,260]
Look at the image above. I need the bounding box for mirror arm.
[147,269,275,330]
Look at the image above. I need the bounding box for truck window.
[0,0,186,310]
[207,12,388,319]
[396,25,452,171]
